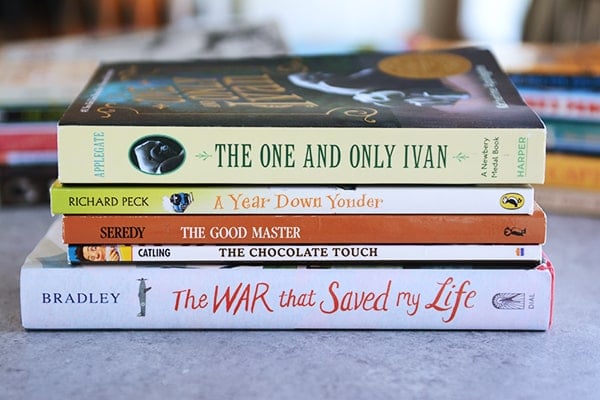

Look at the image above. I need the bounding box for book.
[67,242,543,264]
[56,46,546,184]
[50,181,535,215]
[545,152,600,191]
[509,73,600,92]
[20,221,554,330]
[61,203,547,245]
[0,122,57,165]
[534,185,600,217]
[545,118,600,156]
[517,87,600,123]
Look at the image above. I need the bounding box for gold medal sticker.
[378,52,472,79]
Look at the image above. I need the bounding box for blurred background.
[1,0,598,52]
[1,0,599,212]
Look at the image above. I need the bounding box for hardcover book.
[57,47,546,184]
[61,203,547,245]
[21,220,554,330]
[50,180,535,215]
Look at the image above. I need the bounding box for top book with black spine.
[57,47,546,184]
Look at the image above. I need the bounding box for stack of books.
[20,46,554,330]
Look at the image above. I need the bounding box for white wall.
[187,0,531,54]
[459,0,532,43]
[239,0,423,54]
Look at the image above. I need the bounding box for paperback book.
[20,220,555,330]
[67,242,543,264]
[61,204,547,245]
[50,181,535,215]
[57,46,546,184]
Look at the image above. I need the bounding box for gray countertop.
[1,205,599,400]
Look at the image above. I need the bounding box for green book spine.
[58,126,545,184]
[57,47,546,184]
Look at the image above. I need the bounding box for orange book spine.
[545,152,600,191]
[62,205,546,245]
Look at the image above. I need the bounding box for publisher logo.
[504,226,526,236]
[492,293,525,310]
[129,135,185,175]
[500,193,525,210]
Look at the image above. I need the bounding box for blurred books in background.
[504,43,600,218]
[0,19,286,206]
[411,38,600,218]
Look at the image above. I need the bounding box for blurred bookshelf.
[0,0,169,42]
[0,0,289,207]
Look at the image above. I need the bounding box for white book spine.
[67,244,543,264]
[21,264,554,330]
